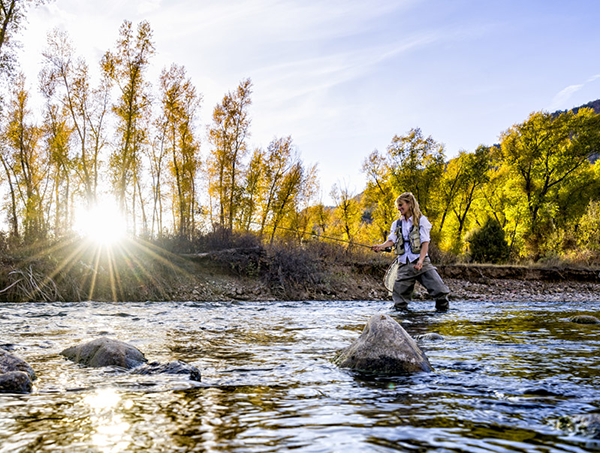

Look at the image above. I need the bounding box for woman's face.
[397,200,411,217]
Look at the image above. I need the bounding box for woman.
[372,192,450,311]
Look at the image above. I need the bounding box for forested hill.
[562,98,600,115]
[570,99,600,164]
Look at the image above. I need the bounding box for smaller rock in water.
[416,333,445,342]
[61,338,147,369]
[0,350,37,394]
[131,360,201,382]
[0,371,33,393]
[558,413,600,439]
[0,349,36,381]
[333,314,432,375]
[569,315,600,325]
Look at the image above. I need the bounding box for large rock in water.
[0,349,37,393]
[333,314,432,374]
[61,338,147,369]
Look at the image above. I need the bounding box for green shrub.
[467,218,510,264]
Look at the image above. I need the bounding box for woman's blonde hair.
[395,192,422,225]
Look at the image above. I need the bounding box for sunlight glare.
[75,202,127,245]
[83,388,132,453]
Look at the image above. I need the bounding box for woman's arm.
[414,241,429,270]
[371,239,394,252]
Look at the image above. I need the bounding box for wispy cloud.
[254,32,440,102]
[549,75,600,111]
[152,0,416,41]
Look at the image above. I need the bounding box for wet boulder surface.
[569,315,600,325]
[334,313,432,374]
[61,338,147,369]
[130,360,202,382]
[61,338,202,383]
[415,332,445,342]
[0,349,37,393]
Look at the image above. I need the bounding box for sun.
[74,202,127,245]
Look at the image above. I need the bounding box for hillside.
[569,98,600,115]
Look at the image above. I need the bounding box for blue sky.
[17,0,600,203]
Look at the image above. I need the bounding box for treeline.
[1,17,600,264]
[0,20,319,244]
[359,111,600,263]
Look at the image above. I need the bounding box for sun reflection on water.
[198,388,224,451]
[83,388,132,452]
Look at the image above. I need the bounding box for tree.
[475,148,524,256]
[311,201,332,237]
[258,136,294,234]
[269,161,318,243]
[238,147,265,232]
[102,20,155,232]
[0,0,50,75]
[41,28,111,212]
[386,127,446,218]
[500,108,600,256]
[467,217,510,263]
[206,78,252,230]
[330,183,361,244]
[361,149,396,242]
[156,63,201,239]
[2,74,47,240]
[442,146,490,252]
[41,100,71,236]
[148,126,168,237]
[246,136,319,242]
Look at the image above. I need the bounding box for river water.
[1,299,599,452]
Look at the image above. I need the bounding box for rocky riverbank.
[1,238,599,303]
[170,259,600,304]
[442,277,600,303]
[435,264,600,303]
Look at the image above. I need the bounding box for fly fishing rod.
[259,223,374,249]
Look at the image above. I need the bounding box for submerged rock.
[61,338,147,369]
[333,314,432,374]
[131,360,201,382]
[569,315,600,325]
[416,333,445,342]
[0,349,37,393]
[558,413,600,439]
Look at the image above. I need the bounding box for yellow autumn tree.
[206,78,252,230]
[157,64,202,239]
[102,20,155,233]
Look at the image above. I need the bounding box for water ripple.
[0,299,599,451]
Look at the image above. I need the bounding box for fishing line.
[255,222,373,249]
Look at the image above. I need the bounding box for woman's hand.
[371,241,390,252]
[414,242,428,271]
[372,240,393,252]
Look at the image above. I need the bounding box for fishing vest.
[394,219,421,256]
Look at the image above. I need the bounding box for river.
[1,299,599,452]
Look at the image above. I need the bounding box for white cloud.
[549,74,600,111]
[549,84,584,111]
